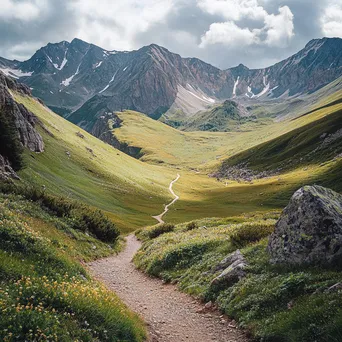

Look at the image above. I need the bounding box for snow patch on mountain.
[0,67,33,79]
[47,51,68,71]
[245,86,255,98]
[254,76,270,98]
[46,55,59,69]
[94,61,103,69]
[99,70,118,93]
[57,50,68,70]
[102,49,118,57]
[185,84,215,104]
[269,85,279,96]
[233,76,240,97]
[61,63,81,87]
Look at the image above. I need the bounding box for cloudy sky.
[1,0,342,69]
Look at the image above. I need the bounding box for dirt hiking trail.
[152,174,180,224]
[88,234,248,342]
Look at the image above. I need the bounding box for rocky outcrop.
[15,102,44,152]
[268,185,342,266]
[0,72,44,153]
[0,71,31,96]
[211,163,278,182]
[210,250,247,287]
[0,155,20,180]
[0,71,44,179]
[91,113,143,159]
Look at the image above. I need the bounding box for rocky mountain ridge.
[1,37,341,135]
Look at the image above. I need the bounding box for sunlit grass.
[0,195,146,341]
[135,211,342,342]
[113,96,342,170]
[14,94,177,232]
[12,89,342,232]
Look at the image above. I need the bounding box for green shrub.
[135,236,215,277]
[70,208,119,242]
[147,223,175,239]
[230,220,275,247]
[159,242,209,270]
[0,183,119,243]
[186,221,198,231]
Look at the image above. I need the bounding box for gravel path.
[88,235,248,342]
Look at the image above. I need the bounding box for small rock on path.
[88,235,248,342]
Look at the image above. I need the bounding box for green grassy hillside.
[165,100,269,133]
[129,81,342,342]
[217,92,342,194]
[0,192,146,341]
[221,107,342,173]
[135,213,342,342]
[12,86,342,228]
[9,83,342,231]
[112,88,342,171]
[14,94,178,232]
[104,88,342,224]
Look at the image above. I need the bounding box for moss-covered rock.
[268,185,342,266]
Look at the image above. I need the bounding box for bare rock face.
[210,250,247,287]
[0,71,44,153]
[268,185,342,266]
[91,113,142,159]
[0,71,32,96]
[15,102,44,152]
[0,155,20,180]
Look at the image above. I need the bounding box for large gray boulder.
[268,185,342,266]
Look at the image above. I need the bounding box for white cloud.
[5,41,44,60]
[264,6,294,47]
[198,0,295,48]
[198,0,267,21]
[0,0,333,69]
[200,21,259,47]
[321,2,342,38]
[68,0,175,51]
[0,0,46,21]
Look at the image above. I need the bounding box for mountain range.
[1,37,342,138]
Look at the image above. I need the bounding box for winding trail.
[88,235,248,342]
[152,174,180,224]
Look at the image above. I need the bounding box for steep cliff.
[0,71,44,179]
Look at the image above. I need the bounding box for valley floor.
[88,235,248,342]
